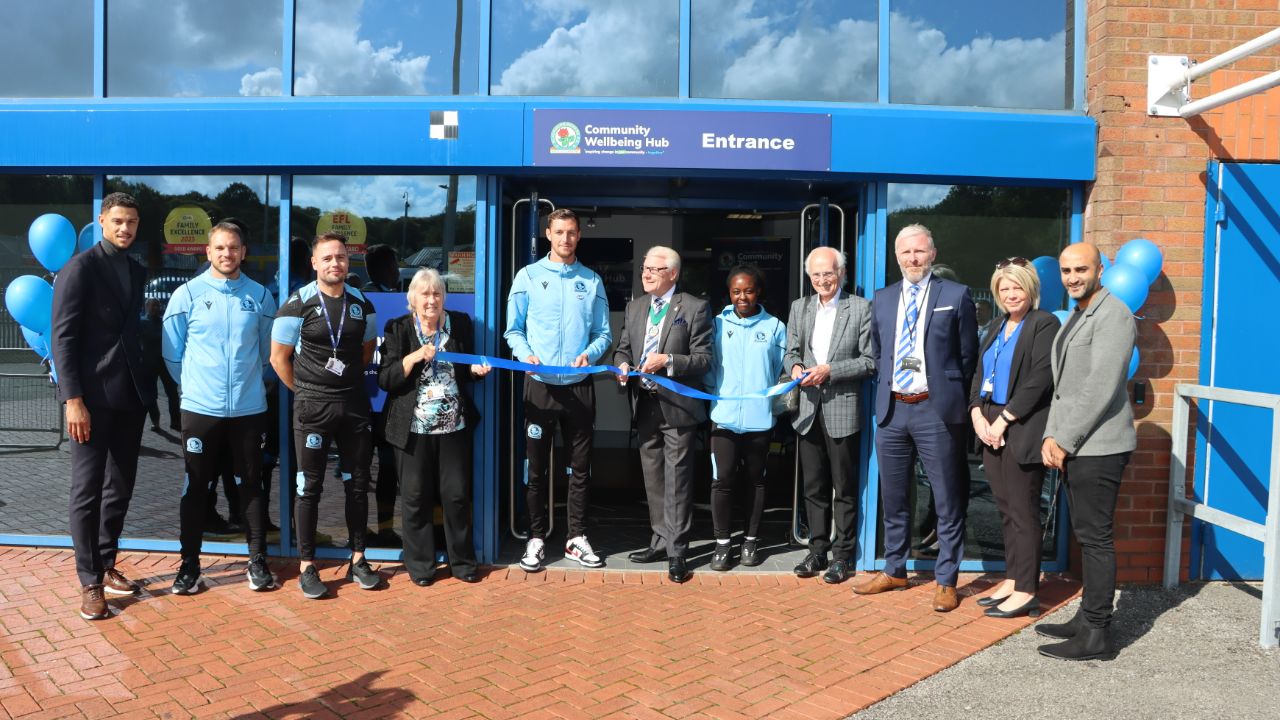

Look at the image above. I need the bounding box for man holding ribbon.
[504,209,613,572]
[857,223,977,612]
[270,232,382,599]
[614,246,712,583]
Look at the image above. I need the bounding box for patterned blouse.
[410,314,465,435]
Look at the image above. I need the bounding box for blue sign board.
[532,109,831,171]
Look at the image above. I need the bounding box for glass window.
[1,1,93,97]
[883,182,1071,564]
[106,0,283,97]
[294,0,479,96]
[889,0,1073,110]
[490,0,679,97]
[692,0,877,103]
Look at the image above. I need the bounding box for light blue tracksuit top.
[706,305,786,433]
[162,271,278,418]
[504,254,612,385]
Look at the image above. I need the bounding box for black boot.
[1037,626,1113,661]
[1034,611,1084,640]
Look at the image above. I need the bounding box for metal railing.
[1163,383,1279,649]
[0,372,64,449]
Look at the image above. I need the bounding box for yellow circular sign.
[316,209,367,253]
[162,206,213,254]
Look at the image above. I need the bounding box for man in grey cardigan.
[1038,242,1137,661]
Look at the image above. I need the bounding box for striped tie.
[893,285,920,390]
[639,298,664,390]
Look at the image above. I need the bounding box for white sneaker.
[519,538,546,572]
[565,535,605,568]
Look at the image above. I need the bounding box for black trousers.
[68,406,146,587]
[397,430,476,581]
[799,407,859,560]
[293,395,372,561]
[145,366,181,430]
[524,380,594,540]
[710,426,771,540]
[635,394,696,558]
[179,411,267,559]
[371,411,400,533]
[979,403,1044,594]
[1063,452,1130,629]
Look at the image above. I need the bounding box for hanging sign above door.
[532,109,830,171]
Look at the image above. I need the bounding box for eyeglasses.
[809,271,839,281]
[995,257,1030,269]
[641,265,671,275]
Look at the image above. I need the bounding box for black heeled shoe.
[976,594,1011,608]
[984,597,1040,619]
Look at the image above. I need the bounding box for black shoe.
[375,529,403,548]
[709,543,732,572]
[457,572,481,583]
[1035,612,1084,640]
[984,597,1041,619]
[246,553,275,591]
[203,513,235,536]
[171,558,203,595]
[668,557,690,583]
[822,560,850,584]
[977,595,1011,608]
[349,559,382,590]
[627,547,666,564]
[413,575,434,587]
[793,552,828,578]
[1038,626,1113,661]
[739,539,761,567]
[299,565,327,599]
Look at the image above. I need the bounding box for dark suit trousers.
[68,406,146,587]
[397,429,477,581]
[876,398,967,586]
[635,394,696,558]
[980,404,1044,594]
[1063,452,1130,629]
[799,407,858,560]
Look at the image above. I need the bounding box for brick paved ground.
[0,548,1080,720]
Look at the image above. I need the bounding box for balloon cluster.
[4,214,100,377]
[1035,238,1163,382]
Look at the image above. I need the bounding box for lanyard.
[985,319,1015,390]
[648,299,669,326]
[317,293,347,358]
[901,282,924,344]
[414,313,449,376]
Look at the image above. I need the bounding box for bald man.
[1035,242,1136,661]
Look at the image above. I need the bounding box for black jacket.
[377,310,479,451]
[967,308,1060,466]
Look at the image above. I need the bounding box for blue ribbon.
[437,351,803,402]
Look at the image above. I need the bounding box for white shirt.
[891,273,932,393]
[811,289,842,365]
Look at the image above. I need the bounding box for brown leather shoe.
[103,568,140,596]
[932,584,959,612]
[80,585,108,620]
[851,572,909,595]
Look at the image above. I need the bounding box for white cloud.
[240,68,283,97]
[294,176,471,219]
[888,184,952,211]
[293,0,432,96]
[492,0,678,96]
[719,18,877,102]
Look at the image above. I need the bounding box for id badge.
[981,377,995,395]
[324,356,347,376]
[899,357,921,372]
[424,385,447,401]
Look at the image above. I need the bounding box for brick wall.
[1085,0,1280,582]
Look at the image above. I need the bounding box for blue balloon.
[1031,256,1065,309]
[1101,262,1149,313]
[1115,238,1163,284]
[78,222,100,253]
[1052,309,1071,324]
[28,214,76,273]
[1128,345,1140,381]
[1100,253,1112,271]
[5,275,55,335]
[21,326,50,359]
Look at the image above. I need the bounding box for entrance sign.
[533,109,831,171]
[162,206,212,255]
[317,209,368,254]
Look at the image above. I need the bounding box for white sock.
[716,539,730,545]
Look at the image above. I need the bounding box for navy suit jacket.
[50,241,152,411]
[871,276,978,426]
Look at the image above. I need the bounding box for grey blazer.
[613,290,713,428]
[1044,287,1137,457]
[783,292,876,439]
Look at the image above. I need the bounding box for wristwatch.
[1000,410,1016,423]
[665,354,674,371]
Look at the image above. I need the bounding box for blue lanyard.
[414,313,449,376]
[986,319,1013,386]
[317,292,347,358]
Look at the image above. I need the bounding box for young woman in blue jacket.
[705,265,786,570]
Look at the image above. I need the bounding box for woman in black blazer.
[968,259,1060,618]
[378,268,491,586]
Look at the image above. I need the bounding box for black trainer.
[171,558,203,595]
[710,543,732,572]
[740,539,761,567]
[350,559,382,590]
[298,565,327,599]
[247,553,275,591]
